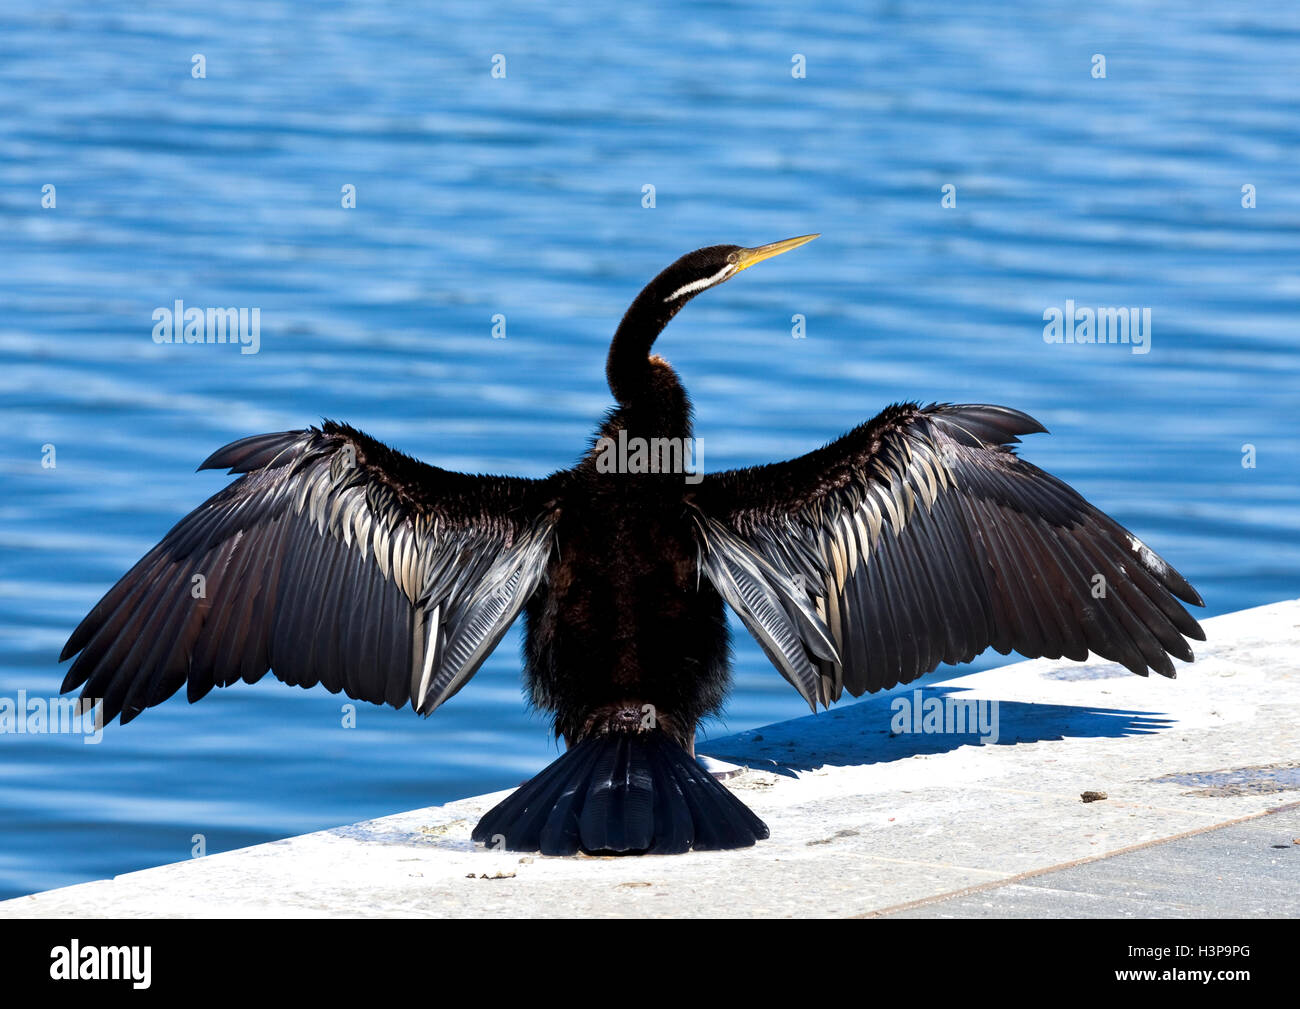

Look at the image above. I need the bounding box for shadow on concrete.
[699,685,1174,776]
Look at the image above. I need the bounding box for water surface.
[1,1,1298,899]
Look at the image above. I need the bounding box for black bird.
[60,235,1205,855]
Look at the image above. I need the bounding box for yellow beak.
[733,233,819,272]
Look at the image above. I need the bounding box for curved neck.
[605,281,688,407]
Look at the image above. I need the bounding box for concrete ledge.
[3,599,1297,918]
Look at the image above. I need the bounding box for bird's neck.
[597,365,694,446]
[606,284,686,407]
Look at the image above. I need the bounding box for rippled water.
[2,1,1298,899]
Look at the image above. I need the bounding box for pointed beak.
[733,233,819,273]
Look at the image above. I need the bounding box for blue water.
[2,1,1298,900]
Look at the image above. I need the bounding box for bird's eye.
[726,252,738,265]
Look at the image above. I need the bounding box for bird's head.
[606,233,819,409]
[654,234,820,307]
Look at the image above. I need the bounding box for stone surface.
[878,805,1299,918]
[3,599,1296,918]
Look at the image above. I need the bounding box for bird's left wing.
[689,402,1205,710]
[60,422,560,724]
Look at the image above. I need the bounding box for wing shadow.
[699,685,1173,777]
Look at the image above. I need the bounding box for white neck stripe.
[663,265,733,303]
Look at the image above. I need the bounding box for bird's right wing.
[60,422,560,725]
[690,402,1205,710]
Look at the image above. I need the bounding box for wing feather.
[61,423,559,724]
[692,402,1204,706]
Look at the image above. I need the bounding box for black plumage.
[471,729,767,855]
[60,236,1205,855]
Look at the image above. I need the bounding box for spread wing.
[60,422,560,724]
[690,403,1205,709]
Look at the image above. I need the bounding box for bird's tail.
[471,728,769,855]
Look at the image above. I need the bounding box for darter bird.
[60,235,1205,855]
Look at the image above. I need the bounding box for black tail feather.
[537,743,606,856]
[472,730,769,855]
[661,747,769,850]
[475,742,604,854]
[647,743,694,855]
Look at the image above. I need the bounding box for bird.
[60,234,1205,856]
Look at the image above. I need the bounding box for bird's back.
[522,471,729,748]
